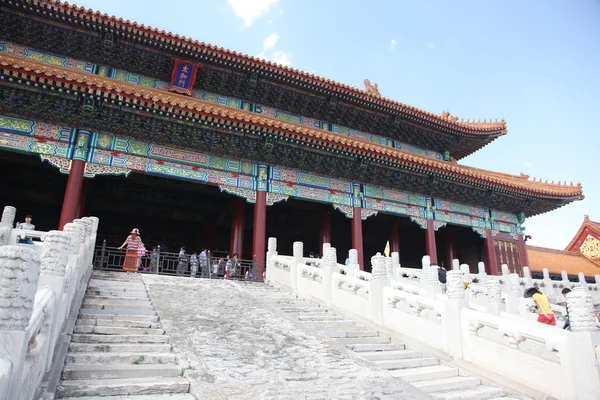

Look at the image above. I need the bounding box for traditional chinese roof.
[0,0,506,159]
[528,246,600,278]
[0,52,584,216]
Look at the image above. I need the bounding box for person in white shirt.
[16,215,35,244]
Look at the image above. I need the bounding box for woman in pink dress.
[118,228,143,272]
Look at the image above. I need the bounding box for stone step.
[301,320,360,328]
[79,308,157,316]
[297,315,345,321]
[325,330,379,338]
[71,334,169,344]
[73,326,166,335]
[335,336,391,345]
[69,343,172,353]
[77,318,162,329]
[89,278,145,286]
[279,305,321,311]
[374,357,439,370]
[413,376,482,393]
[62,363,182,380]
[87,284,147,292]
[346,343,405,352]
[81,303,155,311]
[83,298,153,306]
[65,351,177,365]
[91,272,144,280]
[86,287,147,295]
[390,365,458,382]
[85,294,150,301]
[359,349,423,362]
[78,313,159,323]
[430,386,507,400]
[61,394,196,400]
[55,376,189,398]
[283,310,329,316]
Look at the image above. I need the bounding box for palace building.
[0,0,584,277]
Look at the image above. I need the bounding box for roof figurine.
[363,79,381,97]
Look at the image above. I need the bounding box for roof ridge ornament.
[363,79,381,97]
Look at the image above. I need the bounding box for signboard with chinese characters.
[168,58,200,95]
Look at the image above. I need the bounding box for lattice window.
[494,239,522,275]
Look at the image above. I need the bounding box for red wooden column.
[389,218,400,254]
[253,164,268,279]
[446,230,456,269]
[77,178,89,219]
[59,159,85,230]
[352,207,364,270]
[320,211,331,248]
[517,234,530,268]
[425,219,438,264]
[230,198,245,257]
[253,191,267,278]
[484,229,499,275]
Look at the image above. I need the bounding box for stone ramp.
[141,274,432,400]
[243,282,530,400]
[56,271,192,399]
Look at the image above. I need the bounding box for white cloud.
[272,51,292,67]
[263,33,280,50]
[525,161,533,169]
[390,39,397,50]
[227,0,279,27]
[257,33,292,66]
[427,42,435,49]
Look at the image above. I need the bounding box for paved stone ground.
[142,275,432,400]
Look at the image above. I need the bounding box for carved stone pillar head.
[63,222,82,254]
[1,206,16,225]
[391,252,399,267]
[446,270,465,299]
[371,253,387,280]
[322,242,331,258]
[578,272,587,284]
[501,264,510,276]
[422,255,431,270]
[522,266,531,279]
[385,257,393,278]
[292,241,303,261]
[486,280,502,304]
[452,259,460,271]
[566,287,598,333]
[477,262,486,275]
[40,230,71,276]
[0,246,40,330]
[267,237,277,253]
[508,273,521,294]
[542,268,550,280]
[427,264,440,286]
[323,247,337,269]
[561,270,570,282]
[349,249,358,265]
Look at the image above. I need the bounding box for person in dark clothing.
[561,288,572,331]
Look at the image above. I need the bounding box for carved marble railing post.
[322,247,336,304]
[560,270,570,287]
[522,267,533,288]
[561,287,600,399]
[0,246,40,400]
[541,268,553,297]
[0,206,16,246]
[477,261,488,284]
[452,259,460,271]
[291,241,303,290]
[385,256,393,280]
[391,252,400,280]
[427,263,441,299]
[37,231,71,373]
[347,249,359,278]
[322,242,331,259]
[421,255,431,289]
[500,264,510,295]
[578,272,588,287]
[446,270,464,358]
[370,253,386,325]
[505,273,520,315]
[266,237,277,281]
[485,280,502,315]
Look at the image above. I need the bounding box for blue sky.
[74,0,599,249]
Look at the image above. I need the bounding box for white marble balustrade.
[0,205,98,400]
[265,237,600,400]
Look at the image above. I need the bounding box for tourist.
[524,287,556,326]
[15,214,35,244]
[231,253,241,277]
[176,246,188,276]
[189,251,199,278]
[149,246,159,273]
[435,263,447,284]
[118,228,143,272]
[199,248,208,278]
[136,241,146,269]
[561,288,572,330]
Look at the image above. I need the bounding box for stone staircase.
[243,282,529,400]
[56,271,194,400]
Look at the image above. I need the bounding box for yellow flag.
[384,241,390,257]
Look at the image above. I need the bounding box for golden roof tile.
[528,245,600,277]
